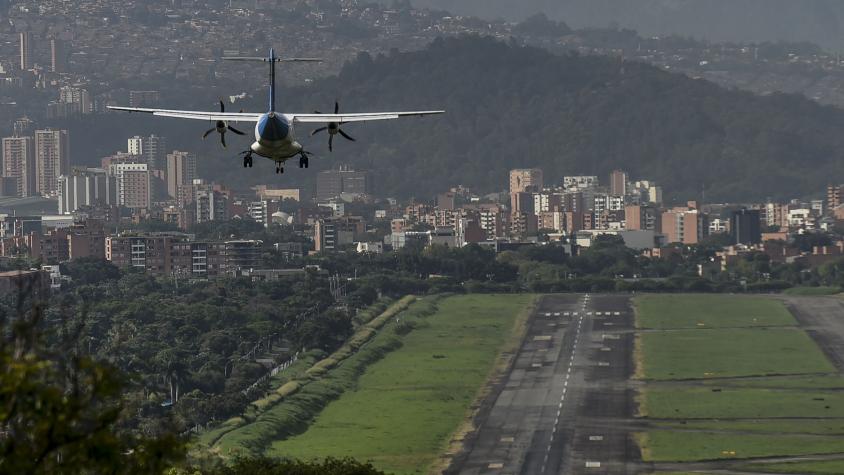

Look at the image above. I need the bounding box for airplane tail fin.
[222,52,321,113]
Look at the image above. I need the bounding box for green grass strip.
[267,294,536,475]
[638,430,844,462]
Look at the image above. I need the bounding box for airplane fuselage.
[250,112,302,162]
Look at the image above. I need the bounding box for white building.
[788,209,815,229]
[58,167,116,214]
[356,242,384,254]
[248,201,268,226]
[709,218,728,234]
[563,176,599,191]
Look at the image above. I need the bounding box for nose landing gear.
[275,163,284,174]
[299,152,309,169]
[240,150,253,168]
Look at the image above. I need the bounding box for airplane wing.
[107,106,263,123]
[287,111,445,123]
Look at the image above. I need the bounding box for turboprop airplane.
[108,48,444,174]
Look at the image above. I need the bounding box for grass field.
[635,294,796,329]
[638,431,844,462]
[642,386,844,419]
[267,294,535,474]
[209,296,426,457]
[638,328,833,380]
[633,294,844,470]
[657,419,844,435]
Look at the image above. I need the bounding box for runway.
[448,294,640,475]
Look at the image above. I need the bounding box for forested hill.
[291,36,844,202]
[69,36,844,202]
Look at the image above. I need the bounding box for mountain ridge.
[402,0,844,51]
[65,36,844,202]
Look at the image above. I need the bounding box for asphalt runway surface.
[784,295,844,372]
[448,294,640,475]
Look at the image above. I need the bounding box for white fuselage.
[250,112,302,162]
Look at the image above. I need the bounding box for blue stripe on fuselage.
[257,114,289,141]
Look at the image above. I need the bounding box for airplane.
[107,48,444,174]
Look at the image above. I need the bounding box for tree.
[0,285,184,474]
[176,456,386,475]
[60,257,121,285]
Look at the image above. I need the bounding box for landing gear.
[276,163,284,174]
[241,151,253,168]
[299,153,309,169]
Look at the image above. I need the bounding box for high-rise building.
[19,32,32,70]
[609,169,628,196]
[166,150,196,200]
[58,87,92,114]
[13,117,34,137]
[509,169,543,194]
[625,205,661,231]
[828,184,843,211]
[2,136,35,197]
[510,192,534,214]
[315,167,369,200]
[57,168,116,214]
[34,129,70,197]
[109,163,150,209]
[195,188,228,223]
[50,39,66,73]
[730,209,762,245]
[129,135,167,170]
[661,208,708,245]
[314,217,363,252]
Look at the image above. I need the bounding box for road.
[448,293,640,475]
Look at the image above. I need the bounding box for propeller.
[203,99,246,148]
[311,101,355,152]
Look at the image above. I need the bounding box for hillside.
[404,0,844,51]
[64,36,844,202]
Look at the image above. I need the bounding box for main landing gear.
[275,163,284,174]
[240,150,253,168]
[299,152,309,169]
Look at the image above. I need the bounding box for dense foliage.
[0,286,185,474]
[62,271,367,436]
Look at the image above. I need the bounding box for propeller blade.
[329,135,333,152]
[339,129,356,142]
[314,110,321,114]
[221,134,227,148]
[203,128,215,139]
[219,100,225,113]
[311,127,328,136]
[334,101,339,114]
[228,125,246,135]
